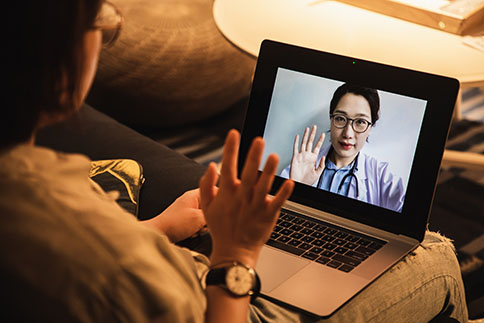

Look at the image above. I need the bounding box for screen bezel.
[238,40,459,242]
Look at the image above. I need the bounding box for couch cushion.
[36,105,206,220]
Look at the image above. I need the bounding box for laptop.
[238,40,459,317]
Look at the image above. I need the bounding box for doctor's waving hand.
[289,125,326,186]
[281,83,406,213]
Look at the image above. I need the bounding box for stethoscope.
[316,148,360,197]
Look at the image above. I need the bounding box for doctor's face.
[330,93,372,167]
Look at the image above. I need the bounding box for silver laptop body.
[239,40,459,317]
[257,200,418,316]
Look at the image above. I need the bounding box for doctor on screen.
[281,83,405,212]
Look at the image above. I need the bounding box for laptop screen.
[261,68,427,213]
[239,40,458,241]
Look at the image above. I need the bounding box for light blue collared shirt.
[319,159,356,197]
[280,145,406,212]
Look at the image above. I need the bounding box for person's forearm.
[139,217,169,235]
[205,249,259,322]
[206,286,250,323]
[200,131,294,322]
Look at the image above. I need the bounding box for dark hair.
[4,0,103,149]
[329,83,380,126]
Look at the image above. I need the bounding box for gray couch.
[37,104,206,221]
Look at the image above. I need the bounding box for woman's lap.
[248,231,468,322]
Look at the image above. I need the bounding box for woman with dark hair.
[6,0,103,148]
[282,83,405,212]
[0,1,470,322]
[2,0,294,321]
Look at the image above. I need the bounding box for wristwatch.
[205,261,261,298]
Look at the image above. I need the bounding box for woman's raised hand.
[290,125,325,186]
[199,130,294,267]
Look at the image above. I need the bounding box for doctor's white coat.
[280,147,405,212]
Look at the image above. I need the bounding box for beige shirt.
[0,145,208,322]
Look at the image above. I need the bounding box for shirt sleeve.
[378,163,405,212]
[280,165,290,178]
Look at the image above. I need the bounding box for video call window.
[261,68,427,213]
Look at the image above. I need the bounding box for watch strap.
[205,267,227,286]
[205,262,261,299]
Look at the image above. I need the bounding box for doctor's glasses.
[330,114,372,133]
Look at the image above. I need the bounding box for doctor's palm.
[290,126,325,186]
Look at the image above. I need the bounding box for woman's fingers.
[307,125,317,152]
[199,162,219,213]
[293,134,300,156]
[313,132,325,154]
[315,133,326,171]
[219,129,240,188]
[270,180,294,214]
[316,155,326,175]
[241,137,264,199]
[207,128,293,215]
[253,153,279,205]
[301,127,310,152]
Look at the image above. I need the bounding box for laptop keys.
[333,239,347,246]
[334,247,349,255]
[302,221,317,228]
[310,246,324,254]
[346,250,368,261]
[302,252,319,260]
[277,236,291,243]
[316,256,330,265]
[279,221,293,228]
[273,225,283,232]
[338,265,354,273]
[368,242,384,250]
[302,236,315,243]
[356,239,371,246]
[334,232,348,239]
[289,224,303,232]
[355,246,376,256]
[312,240,324,247]
[267,210,388,273]
[270,232,281,240]
[281,214,295,221]
[314,224,327,231]
[327,260,343,269]
[267,239,304,256]
[301,228,313,235]
[343,242,359,249]
[323,243,337,250]
[311,231,324,239]
[299,243,312,250]
[288,239,303,247]
[280,228,294,236]
[332,254,362,267]
[345,235,360,242]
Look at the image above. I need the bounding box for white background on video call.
[262,68,427,188]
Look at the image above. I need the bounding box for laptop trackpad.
[256,246,310,292]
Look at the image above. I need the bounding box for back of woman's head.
[4,0,102,149]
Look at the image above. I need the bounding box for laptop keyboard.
[267,209,387,273]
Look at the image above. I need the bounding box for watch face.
[226,265,255,296]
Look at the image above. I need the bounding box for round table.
[213,0,484,87]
